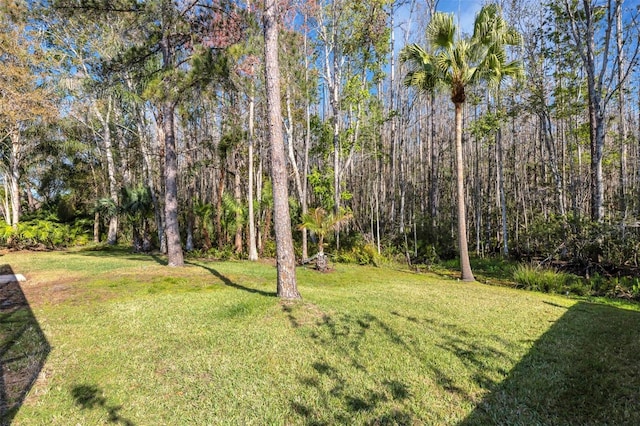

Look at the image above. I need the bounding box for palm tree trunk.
[455,102,474,281]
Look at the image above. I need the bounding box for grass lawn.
[1,247,639,425]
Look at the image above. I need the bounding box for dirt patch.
[18,273,85,307]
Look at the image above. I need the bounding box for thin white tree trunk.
[248,94,258,261]
[93,97,119,244]
[9,132,21,227]
[616,0,628,219]
[2,173,10,225]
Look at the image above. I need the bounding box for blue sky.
[437,0,484,34]
[394,0,484,49]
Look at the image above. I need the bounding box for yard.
[2,248,639,425]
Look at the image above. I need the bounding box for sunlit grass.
[2,248,639,424]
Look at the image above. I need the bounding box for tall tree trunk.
[564,0,613,222]
[332,72,341,252]
[216,164,225,248]
[9,132,21,227]
[264,0,300,299]
[247,94,259,261]
[161,101,184,267]
[455,102,474,281]
[301,13,311,261]
[389,3,397,228]
[496,127,508,257]
[131,77,164,253]
[588,92,605,222]
[94,211,100,243]
[616,0,628,219]
[285,86,305,212]
[25,180,38,212]
[326,0,342,250]
[93,97,119,244]
[233,152,243,254]
[429,93,438,230]
[159,1,183,265]
[2,173,10,225]
[541,111,567,218]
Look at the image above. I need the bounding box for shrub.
[0,219,91,249]
[261,239,277,258]
[207,245,238,261]
[335,242,383,266]
[512,264,583,294]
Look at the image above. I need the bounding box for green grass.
[2,248,640,424]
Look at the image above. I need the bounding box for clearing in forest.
[1,248,639,425]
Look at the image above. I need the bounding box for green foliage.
[94,197,118,219]
[588,274,640,300]
[307,168,334,211]
[187,244,246,261]
[221,193,246,234]
[469,110,506,137]
[412,217,457,261]
[401,4,522,101]
[261,239,277,258]
[218,128,245,159]
[120,186,153,220]
[298,207,353,255]
[513,264,582,295]
[518,215,640,268]
[260,179,274,211]
[193,201,214,250]
[0,219,91,249]
[335,242,383,267]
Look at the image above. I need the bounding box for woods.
[3,0,640,285]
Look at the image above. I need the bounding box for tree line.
[2,0,640,296]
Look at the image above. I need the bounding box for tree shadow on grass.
[69,247,168,266]
[187,262,276,297]
[0,265,50,425]
[285,299,640,424]
[459,302,640,425]
[285,306,415,424]
[71,384,134,425]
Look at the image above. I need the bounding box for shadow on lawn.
[71,384,134,425]
[286,299,640,424]
[460,301,640,425]
[188,262,276,297]
[70,246,167,266]
[285,306,415,424]
[0,265,50,425]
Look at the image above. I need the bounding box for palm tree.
[94,197,118,244]
[194,201,214,250]
[401,4,521,282]
[120,185,154,252]
[298,207,352,271]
